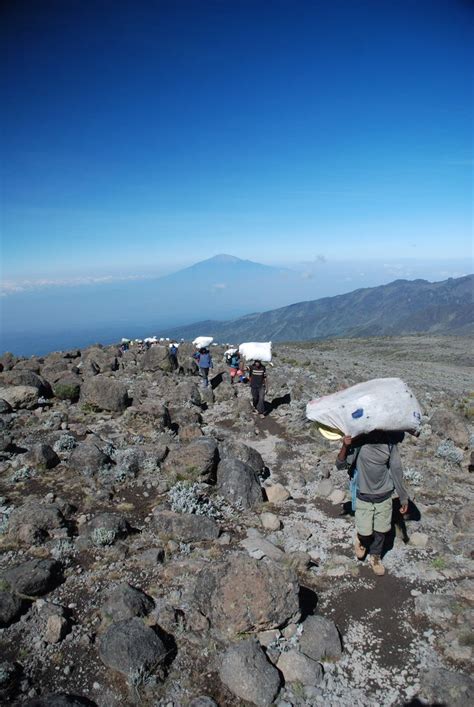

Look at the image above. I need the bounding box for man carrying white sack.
[336,431,409,576]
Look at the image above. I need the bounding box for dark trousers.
[251,386,265,414]
[358,531,385,556]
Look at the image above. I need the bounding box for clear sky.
[1,0,473,287]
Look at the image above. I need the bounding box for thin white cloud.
[212,283,227,290]
[0,273,152,296]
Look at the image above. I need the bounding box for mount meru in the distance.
[166,271,474,343]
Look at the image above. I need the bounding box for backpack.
[170,345,177,356]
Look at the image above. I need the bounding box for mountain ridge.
[165,274,474,342]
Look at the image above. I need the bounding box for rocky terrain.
[0,334,473,707]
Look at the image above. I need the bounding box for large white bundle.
[193,336,214,349]
[224,347,238,356]
[306,378,422,439]
[239,341,272,362]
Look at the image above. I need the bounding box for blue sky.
[1,0,473,289]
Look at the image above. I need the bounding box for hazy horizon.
[1,1,472,354]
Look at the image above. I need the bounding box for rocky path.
[0,336,472,706]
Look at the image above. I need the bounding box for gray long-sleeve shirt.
[336,441,409,505]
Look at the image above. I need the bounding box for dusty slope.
[0,335,472,706]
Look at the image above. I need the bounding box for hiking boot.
[369,554,385,576]
[259,413,265,418]
[354,536,366,560]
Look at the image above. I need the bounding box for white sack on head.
[306,377,422,439]
[239,341,272,362]
[193,336,214,349]
[224,347,238,357]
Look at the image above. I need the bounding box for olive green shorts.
[355,497,393,535]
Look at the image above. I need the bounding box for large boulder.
[86,513,129,546]
[276,649,323,686]
[152,510,219,542]
[98,617,167,676]
[298,615,342,662]
[81,346,119,374]
[419,667,474,707]
[1,370,52,397]
[100,584,155,622]
[0,352,18,371]
[219,638,280,706]
[3,559,61,596]
[52,375,81,402]
[162,437,218,482]
[68,440,111,476]
[0,589,23,627]
[217,458,263,509]
[8,501,66,544]
[452,501,474,532]
[429,408,469,448]
[24,443,60,470]
[219,440,265,474]
[142,345,174,373]
[0,385,38,410]
[194,554,300,638]
[80,375,130,412]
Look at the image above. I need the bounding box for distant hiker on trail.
[249,360,267,417]
[227,350,241,385]
[194,347,213,387]
[169,342,178,371]
[336,431,409,576]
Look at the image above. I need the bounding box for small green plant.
[91,527,116,546]
[431,556,446,570]
[459,631,474,647]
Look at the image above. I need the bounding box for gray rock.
[419,667,474,707]
[152,510,219,542]
[219,637,281,706]
[194,554,300,638]
[51,375,81,402]
[299,615,342,661]
[277,649,323,686]
[98,617,166,676]
[87,513,129,546]
[135,548,165,566]
[0,399,13,414]
[3,559,61,596]
[316,479,333,497]
[217,457,263,509]
[241,529,285,561]
[8,501,66,544]
[0,431,13,452]
[0,352,17,371]
[429,408,469,448]
[0,588,23,627]
[45,614,68,643]
[162,437,218,482]
[24,443,60,470]
[189,698,218,707]
[68,440,111,477]
[453,501,474,532]
[81,375,130,412]
[81,346,119,374]
[219,438,265,474]
[22,693,94,706]
[0,385,38,410]
[414,593,457,626]
[142,345,174,373]
[1,369,52,397]
[101,583,155,622]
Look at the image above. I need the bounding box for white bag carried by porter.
[306,377,422,439]
[239,341,272,362]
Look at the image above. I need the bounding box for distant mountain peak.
[206,254,242,264]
